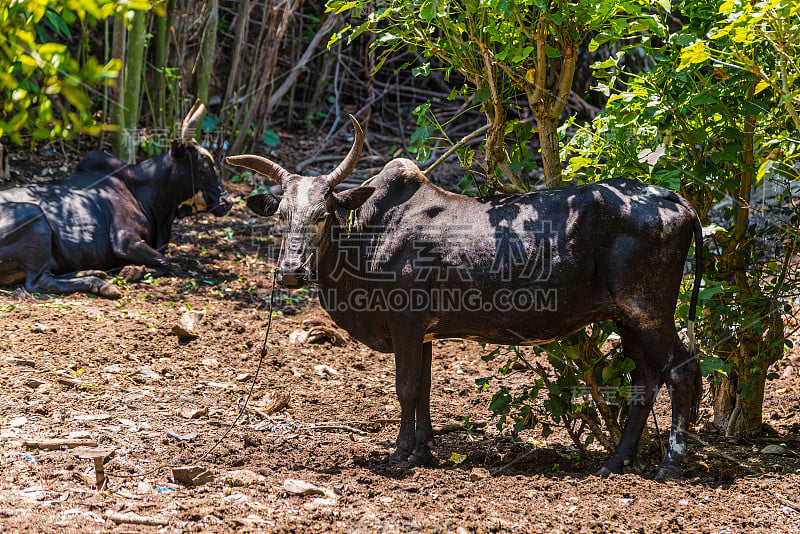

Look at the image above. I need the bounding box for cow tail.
[688,208,703,424]
[673,193,703,424]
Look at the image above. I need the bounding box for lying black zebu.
[0,102,232,298]
[228,117,703,479]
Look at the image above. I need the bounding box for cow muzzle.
[211,192,233,216]
[277,266,309,288]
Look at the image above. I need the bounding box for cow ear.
[247,194,280,217]
[171,140,186,159]
[334,186,375,211]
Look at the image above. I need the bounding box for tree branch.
[424,123,491,176]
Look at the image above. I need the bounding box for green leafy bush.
[0,0,149,145]
[566,0,799,437]
[328,0,663,189]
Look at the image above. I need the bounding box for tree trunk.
[0,142,8,182]
[111,15,127,159]
[535,113,562,188]
[195,0,218,133]
[120,9,148,163]
[525,24,577,189]
[710,86,773,438]
[712,333,768,437]
[711,370,737,434]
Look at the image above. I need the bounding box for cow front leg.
[113,238,170,277]
[30,270,121,298]
[389,322,433,465]
[656,337,701,480]
[413,341,435,465]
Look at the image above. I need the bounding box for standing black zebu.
[228,117,702,479]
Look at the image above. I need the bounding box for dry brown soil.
[1,183,800,534]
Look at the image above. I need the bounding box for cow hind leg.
[10,218,120,298]
[655,336,701,480]
[597,325,663,477]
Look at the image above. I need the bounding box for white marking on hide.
[668,434,685,457]
[657,206,677,240]
[284,177,329,263]
[396,159,420,175]
[295,177,317,205]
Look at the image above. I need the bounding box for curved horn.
[325,115,364,188]
[179,101,200,141]
[225,155,290,185]
[180,101,205,145]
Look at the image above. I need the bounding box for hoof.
[119,265,146,283]
[98,284,123,299]
[410,450,434,466]
[14,288,33,300]
[655,466,681,481]
[389,449,414,463]
[595,463,623,478]
[74,270,108,278]
[594,466,613,478]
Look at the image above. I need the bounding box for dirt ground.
[2,177,800,533]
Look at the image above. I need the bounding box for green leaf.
[420,1,435,21]
[698,286,725,301]
[412,63,430,77]
[45,9,72,39]
[349,20,372,42]
[755,160,775,184]
[652,169,682,190]
[329,1,361,14]
[690,91,717,106]
[489,390,512,414]
[563,344,580,360]
[261,130,280,147]
[711,142,742,164]
[619,358,636,374]
[701,357,732,377]
[475,86,491,103]
[754,80,771,94]
[202,115,219,132]
[544,43,561,58]
[677,41,710,71]
[60,83,90,109]
[601,365,615,382]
